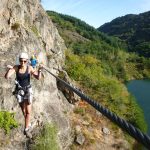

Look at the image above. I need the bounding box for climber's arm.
[30,66,42,80]
[5,65,17,79]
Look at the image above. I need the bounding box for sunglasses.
[19,60,27,63]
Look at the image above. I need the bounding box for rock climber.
[4,52,43,138]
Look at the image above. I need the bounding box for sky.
[41,0,150,28]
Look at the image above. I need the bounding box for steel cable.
[43,67,150,149]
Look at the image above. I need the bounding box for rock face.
[0,0,73,149]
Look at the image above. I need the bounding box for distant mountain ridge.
[47,10,126,50]
[98,11,150,57]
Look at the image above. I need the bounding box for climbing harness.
[12,79,33,104]
[43,66,150,149]
[13,80,31,96]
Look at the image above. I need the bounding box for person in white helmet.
[5,52,43,138]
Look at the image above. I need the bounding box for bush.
[31,25,39,37]
[0,111,18,134]
[126,95,147,132]
[74,108,85,116]
[11,23,20,30]
[31,124,59,150]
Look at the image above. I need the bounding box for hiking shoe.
[24,124,33,138]
[24,129,32,138]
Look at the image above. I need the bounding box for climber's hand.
[38,64,44,70]
[7,65,13,69]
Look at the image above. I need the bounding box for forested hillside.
[47,10,150,148]
[98,11,150,57]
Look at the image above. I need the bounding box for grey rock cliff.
[0,0,73,149]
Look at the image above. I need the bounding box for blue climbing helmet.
[30,55,37,67]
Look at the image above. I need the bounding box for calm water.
[126,80,150,135]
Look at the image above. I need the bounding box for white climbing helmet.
[19,52,29,59]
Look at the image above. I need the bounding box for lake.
[126,80,150,135]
